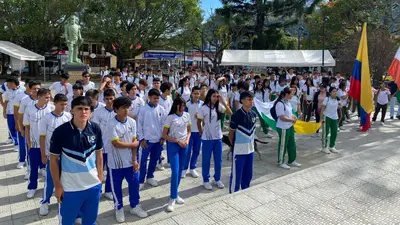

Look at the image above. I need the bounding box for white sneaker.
[16,162,24,169]
[339,126,345,130]
[288,161,302,167]
[166,199,176,212]
[103,192,113,200]
[176,196,185,204]
[27,189,36,198]
[381,122,385,126]
[41,168,46,177]
[139,184,144,190]
[39,203,49,216]
[329,147,339,153]
[371,121,375,125]
[279,163,291,170]
[13,145,19,152]
[190,169,199,178]
[203,182,212,190]
[75,218,82,224]
[156,163,165,171]
[115,208,125,223]
[215,180,225,189]
[181,170,186,178]
[321,148,331,154]
[146,178,158,187]
[24,171,29,180]
[130,204,148,218]
[5,139,13,144]
[311,133,320,138]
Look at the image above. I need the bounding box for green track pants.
[323,116,338,148]
[277,126,296,164]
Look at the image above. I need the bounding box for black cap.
[240,91,254,100]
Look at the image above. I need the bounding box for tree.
[81,0,202,66]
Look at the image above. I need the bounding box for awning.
[221,50,336,67]
[0,41,44,61]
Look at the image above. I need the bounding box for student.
[49,73,73,96]
[137,89,166,189]
[197,89,232,190]
[160,82,173,113]
[217,76,230,128]
[118,80,129,97]
[138,79,148,99]
[113,72,123,93]
[105,97,148,222]
[372,83,391,126]
[228,91,257,193]
[262,79,272,102]
[273,78,287,96]
[338,81,350,129]
[275,87,301,170]
[205,72,217,90]
[67,83,84,112]
[234,81,249,112]
[289,86,301,118]
[85,89,106,121]
[312,84,328,137]
[199,84,208,102]
[162,97,191,212]
[24,88,55,198]
[302,78,316,122]
[82,71,95,93]
[129,70,141,85]
[176,76,191,102]
[144,68,154,89]
[38,94,72,216]
[253,80,269,134]
[98,75,118,103]
[125,83,145,120]
[91,89,116,200]
[228,83,238,112]
[50,96,103,225]
[321,87,341,154]
[182,86,202,178]
[388,80,400,119]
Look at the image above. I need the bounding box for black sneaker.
[390,116,394,120]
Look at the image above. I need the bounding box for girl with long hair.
[217,76,230,128]
[176,76,191,102]
[338,81,350,129]
[162,97,191,212]
[253,80,269,134]
[275,87,301,170]
[302,78,316,121]
[197,89,232,190]
[263,79,272,102]
[311,84,328,137]
[289,86,301,118]
[321,87,341,154]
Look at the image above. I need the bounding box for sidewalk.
[0,107,399,224]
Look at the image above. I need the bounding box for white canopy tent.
[0,41,46,81]
[221,50,336,67]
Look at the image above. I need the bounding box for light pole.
[322,16,329,68]
[298,26,304,50]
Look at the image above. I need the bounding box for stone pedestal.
[64,64,87,83]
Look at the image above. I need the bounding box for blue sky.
[201,0,222,18]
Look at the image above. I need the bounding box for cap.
[240,91,254,100]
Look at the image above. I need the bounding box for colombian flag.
[348,23,373,132]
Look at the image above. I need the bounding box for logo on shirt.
[252,117,256,123]
[87,135,96,144]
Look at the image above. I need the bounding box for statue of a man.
[64,15,83,64]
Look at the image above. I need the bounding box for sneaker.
[166,199,176,212]
[181,170,186,178]
[27,189,36,198]
[39,203,49,216]
[288,161,302,167]
[16,162,24,169]
[321,148,331,154]
[381,122,385,126]
[311,133,320,138]
[5,139,13,144]
[75,218,82,224]
[390,116,394,120]
[156,163,165,171]
[41,168,46,177]
[190,169,199,178]
[279,163,291,170]
[146,178,158,187]
[329,147,339,153]
[371,121,375,125]
[13,145,19,152]
[103,192,113,200]
[115,208,125,223]
[24,171,29,180]
[203,182,212,190]
[345,119,351,123]
[339,126,345,130]
[215,180,225,189]
[130,204,148,218]
[139,184,144,190]
[176,196,185,204]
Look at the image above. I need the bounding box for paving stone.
[283,209,334,225]
[358,182,396,200]
[171,210,215,225]
[264,181,299,196]
[222,193,261,213]
[245,187,280,204]
[200,201,240,222]
[217,214,258,225]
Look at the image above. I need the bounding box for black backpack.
[271,100,285,121]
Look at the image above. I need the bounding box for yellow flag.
[293,120,322,134]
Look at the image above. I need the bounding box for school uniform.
[50,121,103,225]
[289,95,300,117]
[276,100,297,165]
[302,86,317,121]
[49,82,73,96]
[137,103,166,184]
[322,97,340,148]
[164,113,191,199]
[39,112,72,205]
[229,108,256,193]
[92,106,116,195]
[197,104,226,183]
[372,89,391,123]
[338,89,349,127]
[4,87,23,147]
[23,104,55,191]
[184,100,203,172]
[83,82,95,93]
[12,91,29,163]
[105,116,141,210]
[159,95,173,113]
[128,96,145,119]
[177,86,191,102]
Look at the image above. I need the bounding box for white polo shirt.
[275,100,293,129]
[23,104,55,148]
[49,82,73,96]
[128,96,145,119]
[83,81,96,93]
[164,112,191,141]
[177,86,191,102]
[323,97,339,120]
[4,88,23,114]
[337,89,348,107]
[159,95,173,113]
[197,104,225,140]
[302,86,317,101]
[186,100,203,132]
[376,90,390,105]
[39,112,72,155]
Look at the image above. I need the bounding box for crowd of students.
[0,67,395,224]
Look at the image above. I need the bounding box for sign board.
[143,52,183,59]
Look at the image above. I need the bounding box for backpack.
[271,100,285,121]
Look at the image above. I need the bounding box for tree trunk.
[253,0,266,49]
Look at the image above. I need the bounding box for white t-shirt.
[274,84,286,94]
[83,81,95,93]
[128,97,145,118]
[303,86,317,101]
[313,77,321,87]
[275,100,293,129]
[18,96,37,115]
[105,116,136,169]
[376,90,390,105]
[263,89,271,102]
[186,100,203,132]
[286,73,295,81]
[337,89,348,107]
[159,95,173,113]
[323,97,339,120]
[12,91,29,109]
[198,75,207,84]
[218,86,228,102]
[197,104,225,140]
[205,79,217,90]
[23,104,55,148]
[164,113,191,141]
[92,106,116,149]
[4,88,23,114]
[49,82,73,96]
[91,102,105,122]
[189,76,197,89]
[177,86,191,102]
[168,76,178,89]
[299,79,306,90]
[289,95,300,113]
[234,92,242,110]
[254,91,264,102]
[39,112,72,155]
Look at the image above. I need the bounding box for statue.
[64,15,83,64]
